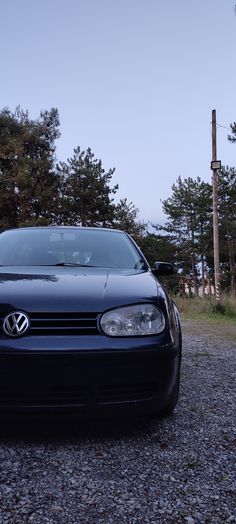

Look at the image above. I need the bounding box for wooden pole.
[212,109,221,302]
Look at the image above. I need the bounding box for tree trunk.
[201,256,205,297]
[191,257,198,296]
[228,239,236,296]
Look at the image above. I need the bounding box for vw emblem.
[2,311,30,338]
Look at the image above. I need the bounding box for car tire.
[159,327,182,418]
[159,370,180,417]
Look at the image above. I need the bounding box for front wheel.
[159,371,180,417]
[160,319,182,417]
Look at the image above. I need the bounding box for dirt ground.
[0,319,235,523]
[181,317,236,341]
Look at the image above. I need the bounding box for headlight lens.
[100,304,165,336]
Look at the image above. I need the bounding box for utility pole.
[211,109,221,302]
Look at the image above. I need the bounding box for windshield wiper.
[53,263,96,267]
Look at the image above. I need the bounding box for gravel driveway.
[0,321,235,524]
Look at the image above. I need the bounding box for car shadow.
[0,414,166,443]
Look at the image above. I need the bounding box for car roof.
[6,226,126,234]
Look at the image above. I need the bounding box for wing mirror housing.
[152,261,174,277]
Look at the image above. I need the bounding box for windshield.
[0,228,147,270]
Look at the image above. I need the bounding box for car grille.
[0,312,99,336]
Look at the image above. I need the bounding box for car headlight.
[100,304,165,336]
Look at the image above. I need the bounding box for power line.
[216,123,231,131]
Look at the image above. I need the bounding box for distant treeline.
[0,107,235,295]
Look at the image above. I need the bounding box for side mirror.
[152,261,174,277]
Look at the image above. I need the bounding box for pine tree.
[228,122,236,143]
[114,198,147,240]
[157,176,212,295]
[218,166,236,295]
[58,147,118,226]
[0,107,60,228]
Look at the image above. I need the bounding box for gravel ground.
[0,321,235,524]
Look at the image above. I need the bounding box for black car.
[0,227,181,418]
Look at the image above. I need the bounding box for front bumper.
[0,333,180,417]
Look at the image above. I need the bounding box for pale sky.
[1,0,235,225]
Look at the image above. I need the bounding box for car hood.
[0,266,161,313]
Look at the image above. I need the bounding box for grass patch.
[172,294,236,321]
[173,295,236,341]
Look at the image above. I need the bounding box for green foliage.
[139,232,176,267]
[0,106,60,228]
[173,294,236,320]
[217,167,236,294]
[1,105,235,301]
[155,176,213,294]
[157,170,236,296]
[0,106,146,235]
[160,176,212,263]
[228,122,236,143]
[58,146,118,226]
[139,233,180,294]
[114,198,146,239]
